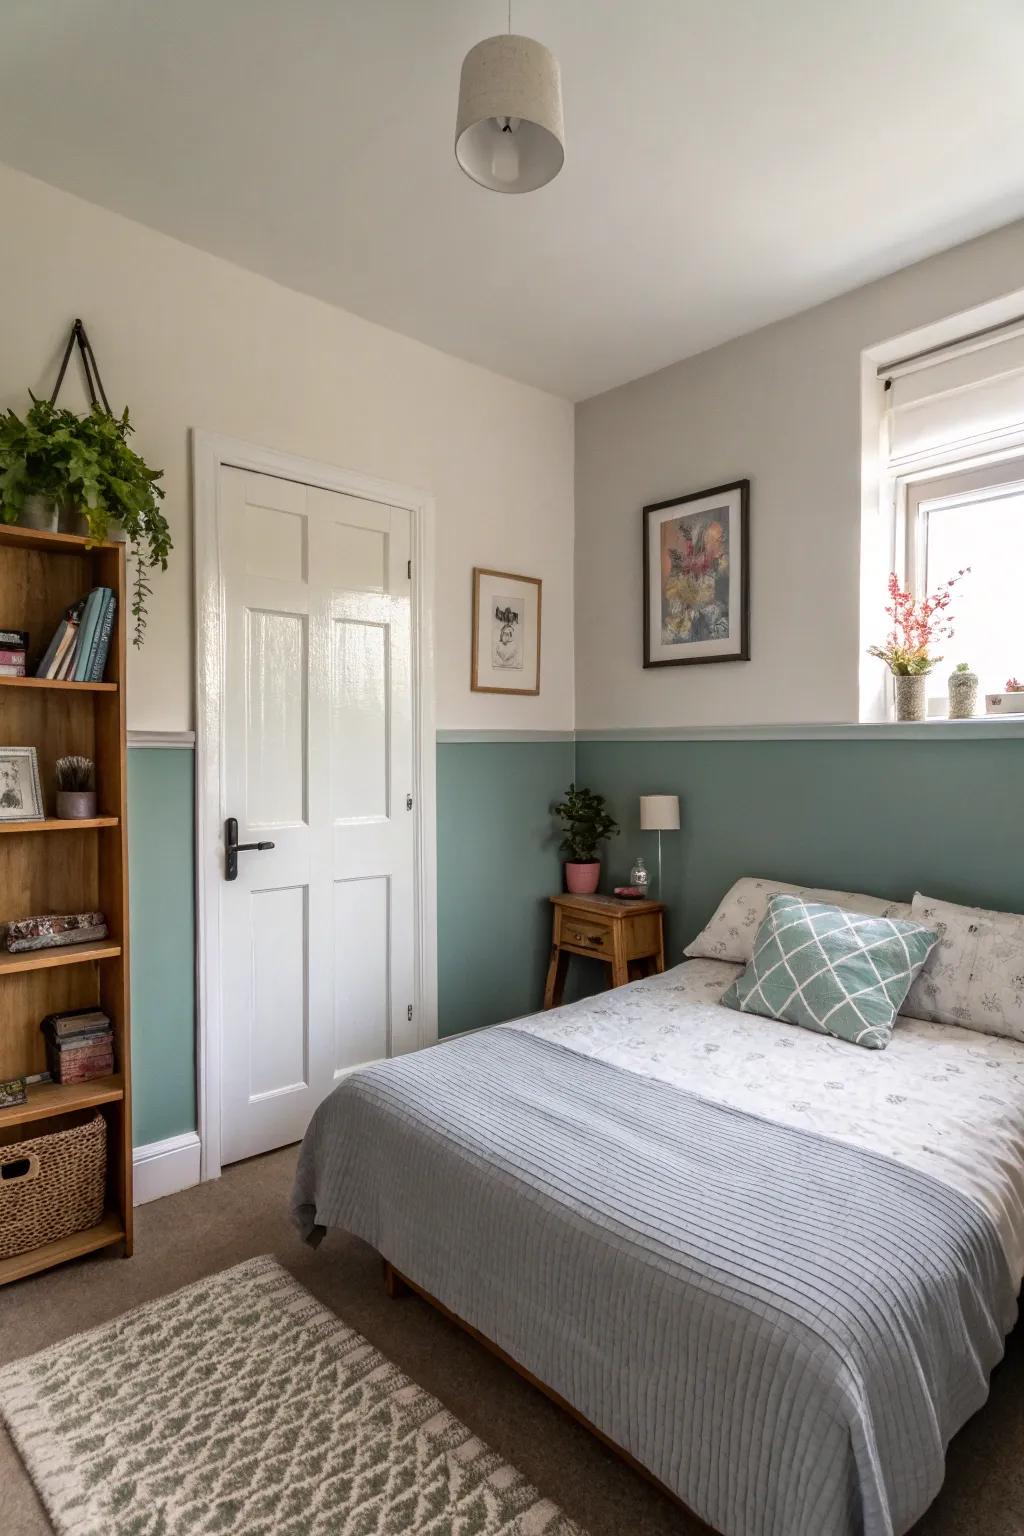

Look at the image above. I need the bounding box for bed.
[292,954,1024,1536]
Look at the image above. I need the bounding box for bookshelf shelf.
[0,527,131,1287]
[0,941,122,977]
[0,1213,125,1286]
[0,817,119,835]
[0,523,119,556]
[0,675,117,693]
[0,1074,123,1131]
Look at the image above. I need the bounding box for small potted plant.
[947,662,978,720]
[0,397,171,646]
[867,569,968,721]
[552,783,618,895]
[987,676,1024,715]
[55,756,96,821]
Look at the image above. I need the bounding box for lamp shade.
[455,34,565,193]
[640,794,680,831]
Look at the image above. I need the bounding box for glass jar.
[629,855,650,896]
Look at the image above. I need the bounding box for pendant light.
[455,4,564,194]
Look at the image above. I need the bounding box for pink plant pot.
[565,861,601,895]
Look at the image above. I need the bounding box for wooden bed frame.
[381,1257,716,1534]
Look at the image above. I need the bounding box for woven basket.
[0,1112,106,1260]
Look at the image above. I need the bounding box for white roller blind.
[885,325,1024,464]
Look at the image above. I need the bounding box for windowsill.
[573,718,1024,742]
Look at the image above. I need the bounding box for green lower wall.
[436,739,572,1036]
[126,732,1021,1145]
[575,736,1024,962]
[125,739,572,1144]
[127,748,196,1147]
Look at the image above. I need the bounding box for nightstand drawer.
[558,913,612,954]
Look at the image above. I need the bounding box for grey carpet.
[0,1146,1022,1536]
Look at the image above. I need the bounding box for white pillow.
[684,876,912,965]
[901,893,1024,1042]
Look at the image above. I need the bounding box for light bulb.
[490,117,521,186]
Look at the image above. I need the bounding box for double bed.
[293,942,1024,1536]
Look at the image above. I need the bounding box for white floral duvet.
[512,958,1024,1283]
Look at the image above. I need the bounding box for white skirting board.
[133,1131,201,1205]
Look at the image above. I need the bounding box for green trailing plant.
[0,397,171,646]
[552,783,619,864]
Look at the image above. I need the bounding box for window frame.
[893,453,1024,708]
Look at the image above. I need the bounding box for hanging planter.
[0,320,171,647]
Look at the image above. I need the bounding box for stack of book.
[35,587,116,682]
[41,1006,115,1085]
[0,627,29,677]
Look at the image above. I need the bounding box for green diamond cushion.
[721,894,938,1049]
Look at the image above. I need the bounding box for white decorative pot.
[947,669,978,720]
[986,692,1024,715]
[893,673,927,723]
[18,494,60,533]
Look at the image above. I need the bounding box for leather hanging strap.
[49,318,112,415]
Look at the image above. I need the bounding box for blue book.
[72,589,105,682]
[81,589,112,681]
[88,592,117,681]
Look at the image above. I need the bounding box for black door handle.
[224,817,276,881]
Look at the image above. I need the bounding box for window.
[904,456,1024,704]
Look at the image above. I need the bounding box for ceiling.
[2,0,1023,400]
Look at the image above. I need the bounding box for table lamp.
[640,794,680,898]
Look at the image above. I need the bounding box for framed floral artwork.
[0,746,44,822]
[643,479,750,667]
[471,568,542,695]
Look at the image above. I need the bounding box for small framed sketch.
[643,479,750,667]
[0,746,44,822]
[471,568,542,695]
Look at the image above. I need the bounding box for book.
[49,1040,114,1085]
[88,591,117,681]
[56,623,80,680]
[73,588,106,682]
[0,648,26,665]
[83,588,112,680]
[41,1007,112,1041]
[0,663,26,677]
[0,629,29,648]
[53,1029,112,1051]
[35,598,85,679]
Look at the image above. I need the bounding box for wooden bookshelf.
[0,521,132,1284]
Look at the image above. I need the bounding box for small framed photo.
[643,479,750,667]
[471,568,542,695]
[0,746,44,822]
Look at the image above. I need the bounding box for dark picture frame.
[642,479,750,668]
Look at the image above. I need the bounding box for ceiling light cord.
[508,1,512,34]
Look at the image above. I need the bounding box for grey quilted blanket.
[292,1027,1017,1536]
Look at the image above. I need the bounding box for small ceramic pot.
[56,790,97,821]
[565,861,601,895]
[893,672,927,723]
[18,494,60,533]
[947,669,978,720]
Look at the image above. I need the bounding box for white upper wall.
[0,163,574,734]
[574,216,1024,731]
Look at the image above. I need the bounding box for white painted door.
[219,467,415,1165]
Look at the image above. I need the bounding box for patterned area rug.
[0,1255,586,1535]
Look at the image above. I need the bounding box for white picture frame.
[0,746,44,822]
[471,567,542,695]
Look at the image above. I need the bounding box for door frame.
[192,430,437,1181]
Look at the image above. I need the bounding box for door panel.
[245,609,308,828]
[219,467,415,1165]
[333,875,390,1071]
[249,884,308,1098]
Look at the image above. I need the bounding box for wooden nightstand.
[543,893,666,1009]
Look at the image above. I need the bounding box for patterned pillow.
[901,893,1024,1042]
[721,895,938,1049]
[685,876,913,964]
